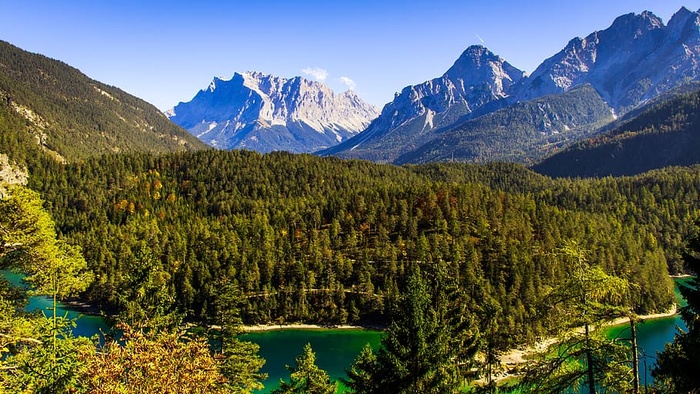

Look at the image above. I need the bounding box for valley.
[2,4,700,393]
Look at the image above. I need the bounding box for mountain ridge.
[167,71,379,153]
[319,45,523,161]
[0,40,207,163]
[531,85,700,178]
[321,7,700,165]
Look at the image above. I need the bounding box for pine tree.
[521,242,631,394]
[345,263,479,393]
[343,344,380,394]
[212,277,267,393]
[273,342,336,394]
[652,222,700,393]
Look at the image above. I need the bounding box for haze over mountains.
[167,72,379,153]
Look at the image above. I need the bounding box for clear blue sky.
[1,1,699,110]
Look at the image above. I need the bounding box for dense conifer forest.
[22,149,694,349]
[3,17,700,392]
[533,87,700,177]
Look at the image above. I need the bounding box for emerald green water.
[603,276,692,388]
[3,269,693,391]
[1,270,111,339]
[242,328,382,393]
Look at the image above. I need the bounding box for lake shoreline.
[243,323,385,332]
[485,303,680,386]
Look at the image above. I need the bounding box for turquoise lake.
[604,276,692,387]
[1,270,111,339]
[242,328,382,392]
[3,270,693,391]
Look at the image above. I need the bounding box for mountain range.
[2,7,700,177]
[167,72,379,153]
[321,7,700,164]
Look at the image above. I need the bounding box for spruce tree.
[652,222,700,392]
[345,262,479,393]
[344,344,380,394]
[273,342,336,394]
[212,278,267,393]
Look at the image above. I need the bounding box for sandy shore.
[240,304,680,385]
[481,303,680,385]
[608,303,678,327]
[242,323,381,332]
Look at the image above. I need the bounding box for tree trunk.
[585,323,596,394]
[630,317,640,394]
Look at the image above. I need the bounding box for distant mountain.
[395,85,614,165]
[518,7,700,112]
[322,7,700,165]
[0,40,206,164]
[319,45,524,162]
[532,86,700,178]
[167,72,379,153]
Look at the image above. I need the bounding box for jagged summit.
[443,45,524,99]
[517,7,700,109]
[322,7,700,164]
[167,72,378,153]
[319,45,524,161]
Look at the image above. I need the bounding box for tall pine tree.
[273,342,336,394]
[653,222,700,393]
[345,262,479,393]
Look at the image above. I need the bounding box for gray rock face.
[322,7,700,163]
[518,7,700,111]
[320,45,525,161]
[167,72,379,153]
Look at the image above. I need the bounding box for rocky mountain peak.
[608,10,663,34]
[322,7,700,164]
[167,72,378,153]
[666,7,700,40]
[444,45,524,97]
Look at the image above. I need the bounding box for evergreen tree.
[521,242,631,394]
[652,221,700,393]
[273,342,336,394]
[347,263,479,393]
[212,277,267,393]
[343,344,380,394]
[0,185,94,393]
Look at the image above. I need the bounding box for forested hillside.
[27,150,691,347]
[532,87,700,177]
[394,85,613,165]
[0,40,206,165]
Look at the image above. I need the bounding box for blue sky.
[1,1,699,110]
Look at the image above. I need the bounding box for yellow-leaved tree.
[0,185,94,393]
